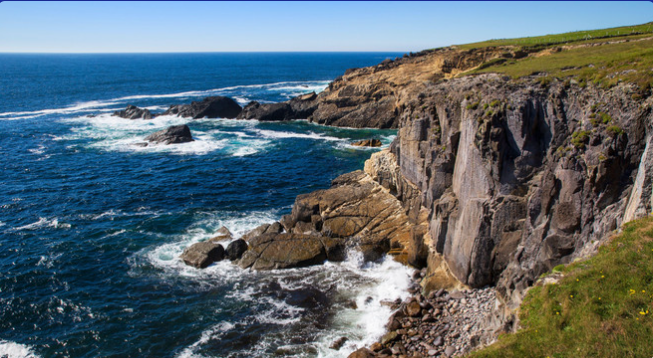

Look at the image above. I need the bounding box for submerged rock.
[163,96,242,119]
[180,242,225,268]
[113,105,153,120]
[351,139,382,147]
[144,125,194,145]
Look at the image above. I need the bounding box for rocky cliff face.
[306,47,514,129]
[372,73,653,332]
[294,44,653,334]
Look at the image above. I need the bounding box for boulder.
[237,92,318,121]
[225,239,248,261]
[351,139,382,147]
[113,105,153,119]
[144,125,194,144]
[209,226,234,242]
[237,101,292,121]
[163,96,242,119]
[347,348,375,358]
[288,91,318,118]
[180,242,225,268]
[241,222,284,242]
[238,233,343,270]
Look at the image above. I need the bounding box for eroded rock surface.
[180,242,225,268]
[113,105,153,119]
[163,96,242,119]
[144,125,194,144]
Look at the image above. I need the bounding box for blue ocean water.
[0,53,413,358]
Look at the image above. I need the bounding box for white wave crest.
[12,217,70,231]
[0,80,330,121]
[254,129,341,141]
[0,340,41,358]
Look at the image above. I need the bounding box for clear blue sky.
[0,1,651,53]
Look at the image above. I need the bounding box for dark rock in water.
[237,101,292,121]
[163,96,242,119]
[144,125,194,145]
[329,336,348,350]
[288,91,318,118]
[225,239,248,261]
[180,242,225,268]
[209,226,233,242]
[133,142,149,147]
[113,105,153,120]
[237,91,318,121]
[351,139,382,147]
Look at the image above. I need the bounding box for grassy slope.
[455,22,653,91]
[467,216,653,358]
[457,22,653,50]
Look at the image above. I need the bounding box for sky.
[0,1,651,53]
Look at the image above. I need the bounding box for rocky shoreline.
[111,41,653,357]
[346,271,496,358]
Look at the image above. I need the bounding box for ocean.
[0,52,414,358]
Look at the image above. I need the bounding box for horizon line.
[0,50,411,55]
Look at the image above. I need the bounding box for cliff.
[292,29,653,339]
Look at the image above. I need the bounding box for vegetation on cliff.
[467,216,653,358]
[460,22,653,91]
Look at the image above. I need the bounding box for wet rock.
[380,331,398,345]
[113,105,153,119]
[163,96,242,119]
[370,342,383,352]
[225,239,248,261]
[238,233,342,270]
[406,300,422,317]
[237,101,292,121]
[241,222,283,242]
[209,226,233,242]
[329,337,348,350]
[351,139,382,147]
[180,242,224,268]
[144,125,194,145]
[348,348,375,358]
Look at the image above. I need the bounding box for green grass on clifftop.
[455,22,653,91]
[457,22,653,50]
[467,216,653,358]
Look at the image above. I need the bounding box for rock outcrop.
[238,168,419,270]
[269,47,653,345]
[180,242,225,268]
[113,105,153,119]
[144,125,194,144]
[352,139,382,147]
[237,92,318,121]
[163,96,242,119]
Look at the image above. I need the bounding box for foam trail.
[0,340,41,358]
[0,80,330,121]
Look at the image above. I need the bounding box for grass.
[452,22,653,91]
[571,130,590,149]
[457,22,653,50]
[466,216,653,358]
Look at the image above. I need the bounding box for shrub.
[606,125,623,137]
[571,130,590,148]
[466,101,480,110]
